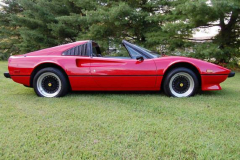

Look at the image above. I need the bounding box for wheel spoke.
[169,72,194,97]
[37,72,62,97]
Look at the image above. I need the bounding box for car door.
[90,56,157,90]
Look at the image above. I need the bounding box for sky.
[193,26,220,38]
[0,0,4,6]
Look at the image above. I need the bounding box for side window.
[92,46,102,57]
[101,47,131,59]
[62,43,88,56]
[125,45,146,59]
[92,47,98,57]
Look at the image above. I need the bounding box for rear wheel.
[33,67,68,97]
[163,67,199,97]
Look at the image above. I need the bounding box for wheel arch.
[30,62,71,89]
[162,62,201,90]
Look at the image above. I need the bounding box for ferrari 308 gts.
[4,40,235,98]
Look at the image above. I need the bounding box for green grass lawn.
[0,61,240,160]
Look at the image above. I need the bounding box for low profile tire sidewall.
[33,68,68,97]
[163,68,199,97]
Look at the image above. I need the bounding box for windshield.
[138,46,161,58]
[122,40,161,59]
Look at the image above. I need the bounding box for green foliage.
[0,0,22,60]
[11,0,72,53]
[155,0,240,63]
[1,61,240,159]
[190,43,224,61]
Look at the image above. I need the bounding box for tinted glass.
[125,45,146,59]
[62,43,88,56]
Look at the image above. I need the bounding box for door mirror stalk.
[136,56,144,62]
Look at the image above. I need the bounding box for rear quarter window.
[62,43,88,56]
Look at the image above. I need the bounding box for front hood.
[155,56,231,75]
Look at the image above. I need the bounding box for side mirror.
[136,56,144,62]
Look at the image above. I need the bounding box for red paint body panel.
[68,76,97,90]
[7,41,232,92]
[11,76,30,86]
[25,41,88,56]
[201,75,228,91]
[153,56,231,91]
[89,57,157,88]
[153,56,230,75]
[69,76,159,91]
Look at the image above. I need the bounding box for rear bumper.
[4,72,11,78]
[228,71,235,78]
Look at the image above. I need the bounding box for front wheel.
[33,67,69,97]
[163,68,199,97]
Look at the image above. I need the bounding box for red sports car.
[4,40,235,98]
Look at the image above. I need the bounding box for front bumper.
[228,71,235,78]
[4,72,11,78]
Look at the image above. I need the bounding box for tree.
[71,0,161,50]
[0,0,239,67]
[148,0,240,64]
[0,0,22,60]
[11,0,69,53]
[11,0,98,53]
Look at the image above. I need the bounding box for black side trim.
[228,71,235,78]
[10,75,30,77]
[68,75,163,77]
[201,72,235,78]
[4,72,11,78]
[201,74,229,76]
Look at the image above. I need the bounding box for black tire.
[33,67,69,97]
[163,67,199,97]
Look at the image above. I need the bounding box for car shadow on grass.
[197,89,234,97]
[66,89,232,98]
[15,86,233,98]
[67,90,166,97]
